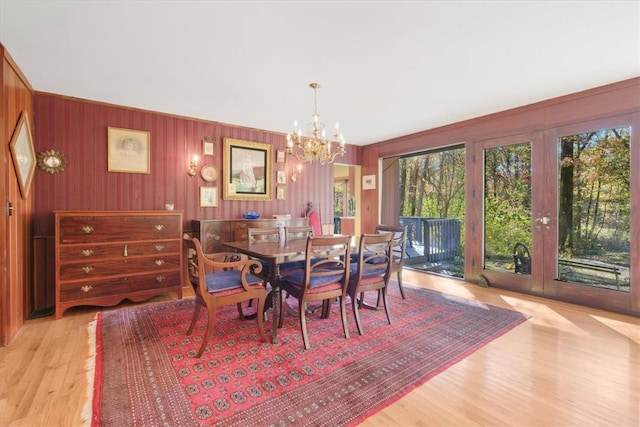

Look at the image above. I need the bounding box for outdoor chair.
[184,236,267,358]
[279,235,352,350]
[348,233,393,335]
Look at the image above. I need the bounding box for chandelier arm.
[287,82,346,165]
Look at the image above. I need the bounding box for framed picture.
[276,150,286,163]
[276,186,286,201]
[200,164,218,182]
[200,186,218,207]
[277,170,286,184]
[203,140,215,156]
[9,111,36,199]
[222,138,273,201]
[107,127,150,174]
[363,174,376,190]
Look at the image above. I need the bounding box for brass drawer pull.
[155,259,165,266]
[155,244,165,252]
[81,249,94,257]
[80,285,93,293]
[82,266,94,274]
[155,224,165,231]
[155,275,166,282]
[82,226,94,234]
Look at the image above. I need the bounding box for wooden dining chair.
[284,225,314,241]
[246,227,281,282]
[281,225,314,275]
[375,224,408,299]
[347,233,393,335]
[279,235,352,350]
[184,236,267,358]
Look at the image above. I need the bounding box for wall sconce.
[188,155,199,177]
[291,164,302,182]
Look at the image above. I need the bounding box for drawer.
[59,255,181,280]
[58,214,181,243]
[58,240,180,263]
[58,270,181,302]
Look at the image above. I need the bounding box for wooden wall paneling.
[31,93,341,312]
[1,45,35,345]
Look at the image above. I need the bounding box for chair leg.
[255,296,267,342]
[320,299,331,318]
[382,287,392,325]
[396,270,406,299]
[187,298,203,336]
[236,302,245,320]
[197,308,216,358]
[340,296,350,339]
[351,292,364,335]
[299,303,310,350]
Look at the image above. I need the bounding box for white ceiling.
[1,1,638,146]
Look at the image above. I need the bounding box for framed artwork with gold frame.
[9,111,36,198]
[107,127,150,174]
[223,138,272,201]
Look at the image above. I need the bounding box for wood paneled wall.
[1,45,35,345]
[32,93,361,311]
[361,77,640,233]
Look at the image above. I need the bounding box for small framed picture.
[200,186,218,207]
[107,127,150,174]
[363,174,376,190]
[277,170,286,184]
[203,140,215,156]
[201,164,218,182]
[276,150,286,163]
[276,186,286,200]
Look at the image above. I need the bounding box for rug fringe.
[81,314,98,427]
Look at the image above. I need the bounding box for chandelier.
[286,82,346,164]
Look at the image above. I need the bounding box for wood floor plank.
[0,271,638,426]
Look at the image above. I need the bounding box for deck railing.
[400,217,461,262]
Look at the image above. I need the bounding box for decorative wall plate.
[200,164,218,182]
[37,149,67,174]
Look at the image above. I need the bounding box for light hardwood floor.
[1,270,638,426]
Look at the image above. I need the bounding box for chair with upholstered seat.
[184,236,267,357]
[375,224,408,299]
[280,225,314,275]
[347,233,393,335]
[279,235,352,350]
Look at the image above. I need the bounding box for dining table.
[222,238,309,344]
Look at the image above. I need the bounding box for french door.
[471,115,638,315]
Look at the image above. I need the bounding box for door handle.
[534,213,552,230]
[535,216,550,225]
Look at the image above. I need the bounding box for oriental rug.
[87,283,529,426]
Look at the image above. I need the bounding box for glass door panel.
[483,143,532,275]
[556,126,631,292]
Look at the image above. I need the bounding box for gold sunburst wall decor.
[37,149,68,174]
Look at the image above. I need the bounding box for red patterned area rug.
[88,283,528,426]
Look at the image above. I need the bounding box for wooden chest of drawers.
[55,211,183,318]
[192,218,309,253]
